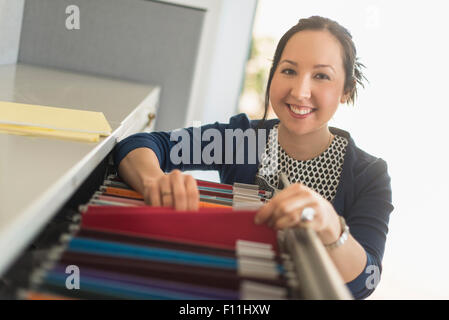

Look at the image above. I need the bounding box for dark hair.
[259,16,367,125]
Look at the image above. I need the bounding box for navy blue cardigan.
[114,113,394,299]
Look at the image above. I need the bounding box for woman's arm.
[117,147,199,210]
[117,147,165,196]
[323,230,367,283]
[113,113,258,208]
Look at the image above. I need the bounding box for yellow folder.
[0,101,112,142]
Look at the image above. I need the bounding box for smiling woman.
[250,17,393,299]
[113,16,393,300]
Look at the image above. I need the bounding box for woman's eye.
[281,68,296,75]
[315,73,330,80]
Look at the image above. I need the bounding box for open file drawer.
[1,162,351,300]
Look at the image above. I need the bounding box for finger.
[255,200,274,225]
[142,184,151,206]
[269,196,315,227]
[274,212,301,230]
[159,175,174,207]
[146,180,160,206]
[256,184,307,224]
[170,170,187,211]
[184,175,200,211]
[267,184,312,227]
[256,193,291,225]
[279,205,321,231]
[297,206,323,230]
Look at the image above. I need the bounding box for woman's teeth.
[288,104,314,115]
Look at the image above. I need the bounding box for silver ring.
[161,191,172,197]
[301,207,316,221]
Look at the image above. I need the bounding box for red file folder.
[81,206,278,251]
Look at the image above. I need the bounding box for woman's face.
[269,30,348,137]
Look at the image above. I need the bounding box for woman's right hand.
[142,169,200,211]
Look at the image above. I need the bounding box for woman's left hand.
[255,183,341,245]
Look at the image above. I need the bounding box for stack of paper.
[0,101,112,142]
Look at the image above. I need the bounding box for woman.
[114,16,394,299]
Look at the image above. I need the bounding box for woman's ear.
[341,80,356,104]
[340,92,350,104]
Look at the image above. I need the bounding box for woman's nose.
[290,76,311,100]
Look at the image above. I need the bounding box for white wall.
[198,0,258,126]
[0,0,24,65]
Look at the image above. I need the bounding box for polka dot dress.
[256,124,348,202]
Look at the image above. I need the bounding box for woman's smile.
[286,103,317,119]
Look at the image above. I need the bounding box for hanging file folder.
[81,206,278,251]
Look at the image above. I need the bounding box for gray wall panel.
[18,0,204,130]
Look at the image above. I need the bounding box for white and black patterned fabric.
[256,124,348,202]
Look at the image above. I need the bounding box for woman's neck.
[277,123,333,161]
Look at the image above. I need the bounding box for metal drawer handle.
[147,112,156,127]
